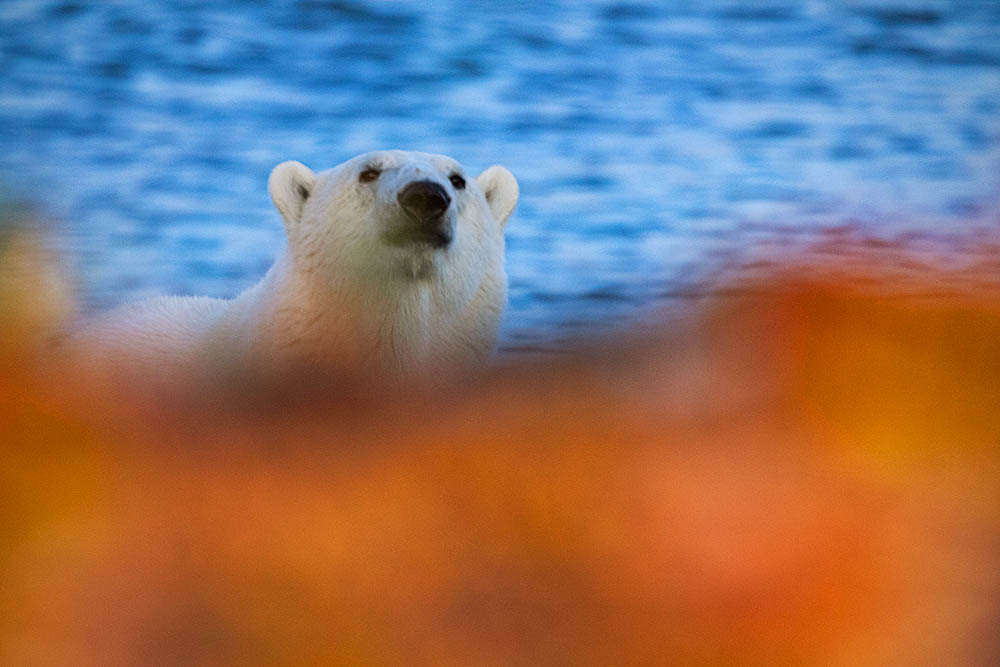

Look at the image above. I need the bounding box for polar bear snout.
[398,180,451,222]
[394,180,453,248]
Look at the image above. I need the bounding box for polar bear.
[77,150,518,383]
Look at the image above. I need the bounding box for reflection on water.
[1,0,998,351]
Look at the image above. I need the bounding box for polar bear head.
[268,151,518,289]
[266,151,518,368]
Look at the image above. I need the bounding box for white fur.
[76,150,518,381]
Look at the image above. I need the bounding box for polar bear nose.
[397,180,451,222]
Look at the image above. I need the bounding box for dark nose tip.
[397,180,451,222]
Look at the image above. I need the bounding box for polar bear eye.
[359,167,381,183]
[449,173,466,190]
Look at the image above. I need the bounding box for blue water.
[2,0,999,351]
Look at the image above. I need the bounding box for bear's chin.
[382,229,453,250]
[380,229,451,280]
[394,249,440,281]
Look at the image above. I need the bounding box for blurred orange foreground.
[2,229,999,665]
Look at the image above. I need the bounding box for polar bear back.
[80,295,228,373]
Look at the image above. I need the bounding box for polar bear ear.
[476,165,519,228]
[269,161,316,224]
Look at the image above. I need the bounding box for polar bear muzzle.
[393,180,453,248]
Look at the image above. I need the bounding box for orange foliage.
[2,230,999,665]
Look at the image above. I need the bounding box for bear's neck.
[232,250,473,375]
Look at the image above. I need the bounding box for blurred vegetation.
[1,215,999,665]
[0,208,74,359]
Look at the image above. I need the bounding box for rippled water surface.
[2,0,999,351]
